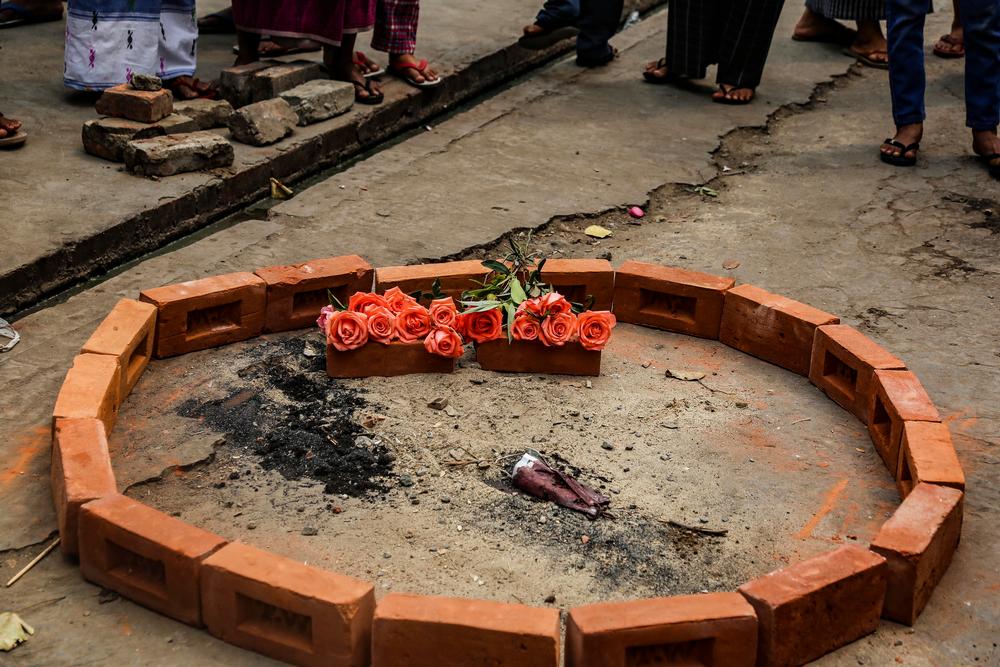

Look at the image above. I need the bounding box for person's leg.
[793,1,857,44]
[848,18,888,67]
[881,0,928,162]
[713,0,785,102]
[535,0,580,29]
[933,0,964,57]
[959,0,1000,169]
[371,0,438,84]
[326,34,384,102]
[575,0,624,66]
[234,31,262,65]
[644,0,718,81]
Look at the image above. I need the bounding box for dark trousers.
[887,0,1000,130]
[577,0,625,62]
[535,0,580,29]
[665,0,786,89]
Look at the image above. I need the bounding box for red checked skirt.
[233,0,375,46]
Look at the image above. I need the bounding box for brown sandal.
[165,76,218,100]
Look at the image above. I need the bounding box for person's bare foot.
[972,129,1000,168]
[0,0,62,25]
[880,123,923,161]
[792,8,857,45]
[390,53,439,85]
[354,51,381,76]
[933,23,964,58]
[523,23,545,36]
[847,19,888,67]
[642,58,673,83]
[712,84,754,104]
[324,41,383,103]
[0,114,22,138]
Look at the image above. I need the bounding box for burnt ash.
[177,337,395,497]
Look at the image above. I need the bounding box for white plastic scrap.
[0,318,19,353]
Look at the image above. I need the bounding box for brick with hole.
[52,353,121,435]
[81,298,157,399]
[372,593,560,667]
[201,542,374,667]
[140,272,266,358]
[51,418,117,557]
[808,325,906,423]
[871,482,963,625]
[719,284,839,376]
[739,545,887,667]
[78,495,227,626]
[538,258,614,310]
[612,261,734,339]
[566,592,757,667]
[896,421,965,498]
[255,255,374,333]
[868,369,941,475]
[375,261,492,303]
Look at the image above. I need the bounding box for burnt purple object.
[512,453,609,519]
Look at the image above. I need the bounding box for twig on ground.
[665,519,728,536]
[5,538,60,588]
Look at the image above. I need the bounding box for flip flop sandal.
[0,2,62,28]
[843,47,889,70]
[933,34,965,59]
[166,77,218,100]
[980,154,1000,179]
[390,59,441,88]
[642,58,677,84]
[232,39,322,57]
[0,131,27,149]
[712,86,754,105]
[880,139,919,167]
[352,79,384,105]
[518,24,579,51]
[355,52,384,79]
[197,9,235,34]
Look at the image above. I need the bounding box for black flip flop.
[352,79,383,105]
[880,139,919,167]
[980,153,1000,179]
[642,58,677,85]
[518,25,579,51]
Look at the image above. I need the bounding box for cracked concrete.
[2,3,998,666]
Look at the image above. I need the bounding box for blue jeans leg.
[959,0,1000,131]
[536,0,580,29]
[886,0,931,127]
[576,0,624,63]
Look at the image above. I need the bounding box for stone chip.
[228,98,297,146]
[279,79,354,125]
[124,131,234,176]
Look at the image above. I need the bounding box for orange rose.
[465,308,504,343]
[366,306,396,344]
[577,311,616,351]
[383,286,419,314]
[326,310,369,351]
[424,326,464,358]
[518,292,571,318]
[348,291,389,315]
[453,312,469,339]
[539,311,577,347]
[394,304,432,343]
[511,313,540,341]
[428,297,458,328]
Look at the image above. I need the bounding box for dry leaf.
[269,177,294,200]
[584,225,612,239]
[722,259,741,270]
[0,613,33,652]
[665,369,706,381]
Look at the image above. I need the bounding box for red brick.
[81,298,157,399]
[52,353,121,435]
[868,370,941,474]
[897,421,965,498]
[51,418,117,557]
[78,495,227,626]
[255,255,374,333]
[140,272,266,358]
[871,483,963,625]
[476,340,602,376]
[374,260,491,302]
[327,342,455,378]
[566,592,757,667]
[719,284,839,376]
[201,542,374,667]
[808,325,906,423]
[612,261,734,339]
[372,593,560,667]
[739,545,887,667]
[539,258,614,310]
[95,84,173,123]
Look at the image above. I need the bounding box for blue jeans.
[576,0,624,63]
[535,0,580,28]
[887,0,1000,130]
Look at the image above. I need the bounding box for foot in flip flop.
[165,75,219,100]
[0,0,62,28]
[845,22,889,69]
[389,54,441,88]
[880,123,922,167]
[972,129,1000,179]
[642,58,674,84]
[354,51,383,78]
[933,28,964,58]
[519,22,579,50]
[712,84,754,105]
[0,113,26,148]
[792,9,857,45]
[334,62,384,105]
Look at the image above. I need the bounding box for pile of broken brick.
[50,257,965,666]
[82,61,354,178]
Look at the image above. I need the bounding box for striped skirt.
[65,0,197,91]
[805,0,886,20]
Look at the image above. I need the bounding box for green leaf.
[509,277,527,305]
[327,290,346,310]
[482,260,510,275]
[504,303,516,342]
[460,300,502,313]
[431,278,444,299]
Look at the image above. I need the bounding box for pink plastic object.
[628,206,645,219]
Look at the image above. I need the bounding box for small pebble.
[301,526,318,536]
